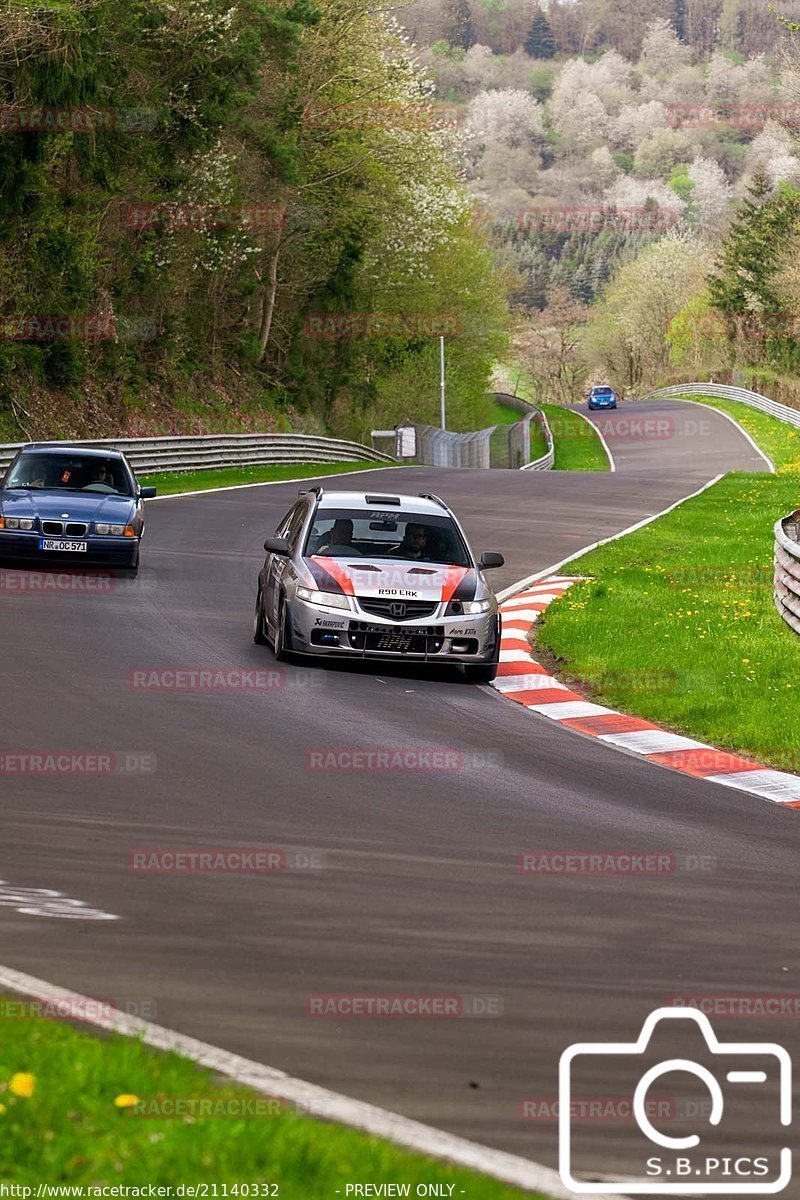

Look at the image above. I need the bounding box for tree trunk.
[257,245,280,363]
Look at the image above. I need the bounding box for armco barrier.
[775,514,800,635]
[0,433,395,477]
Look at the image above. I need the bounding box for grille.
[65,523,87,536]
[357,598,438,621]
[41,521,63,535]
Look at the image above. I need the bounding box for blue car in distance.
[587,386,618,410]
[0,444,156,572]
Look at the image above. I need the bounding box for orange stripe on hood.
[440,567,469,603]
[309,556,356,595]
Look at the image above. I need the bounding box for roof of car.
[21,443,127,460]
[315,491,451,516]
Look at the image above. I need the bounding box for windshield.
[305,509,472,567]
[6,454,133,496]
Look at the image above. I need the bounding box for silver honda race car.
[254,489,504,682]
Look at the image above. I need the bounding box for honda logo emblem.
[389,602,407,618]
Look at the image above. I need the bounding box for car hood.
[304,557,482,602]
[1,489,136,523]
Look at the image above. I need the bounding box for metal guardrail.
[775,515,800,635]
[645,383,800,429]
[0,433,395,477]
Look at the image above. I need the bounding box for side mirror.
[140,486,157,499]
[479,551,504,570]
[264,536,292,556]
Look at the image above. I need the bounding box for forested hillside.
[0,0,508,442]
[399,0,800,404]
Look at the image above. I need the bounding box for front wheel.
[273,597,293,662]
[464,662,498,684]
[253,588,269,645]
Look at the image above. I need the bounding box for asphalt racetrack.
[2,398,794,1185]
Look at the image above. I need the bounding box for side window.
[286,502,308,547]
[275,504,299,538]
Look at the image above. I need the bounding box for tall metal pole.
[439,335,446,431]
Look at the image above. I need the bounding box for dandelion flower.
[10,1073,35,1098]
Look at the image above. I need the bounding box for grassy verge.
[0,1005,536,1196]
[539,404,609,472]
[536,398,800,766]
[140,461,390,496]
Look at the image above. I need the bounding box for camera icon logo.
[559,1007,791,1194]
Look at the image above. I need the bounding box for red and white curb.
[494,577,800,809]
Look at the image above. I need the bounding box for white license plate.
[40,539,88,553]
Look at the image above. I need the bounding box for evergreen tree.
[524,9,556,58]
[442,0,475,50]
[709,168,800,366]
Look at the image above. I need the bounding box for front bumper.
[0,530,140,567]
[287,595,500,663]
[588,400,616,410]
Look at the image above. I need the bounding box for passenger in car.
[314,518,361,556]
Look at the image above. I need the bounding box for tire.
[273,596,293,662]
[464,662,498,684]
[253,587,269,646]
[118,549,139,577]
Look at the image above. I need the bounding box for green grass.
[539,404,609,472]
[140,461,389,496]
[0,1006,536,1196]
[489,401,521,426]
[536,398,800,766]
[488,401,547,462]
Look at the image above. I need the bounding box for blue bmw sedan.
[0,444,156,572]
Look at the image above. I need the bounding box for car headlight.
[0,517,35,531]
[296,585,351,610]
[95,523,135,536]
[446,598,492,616]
